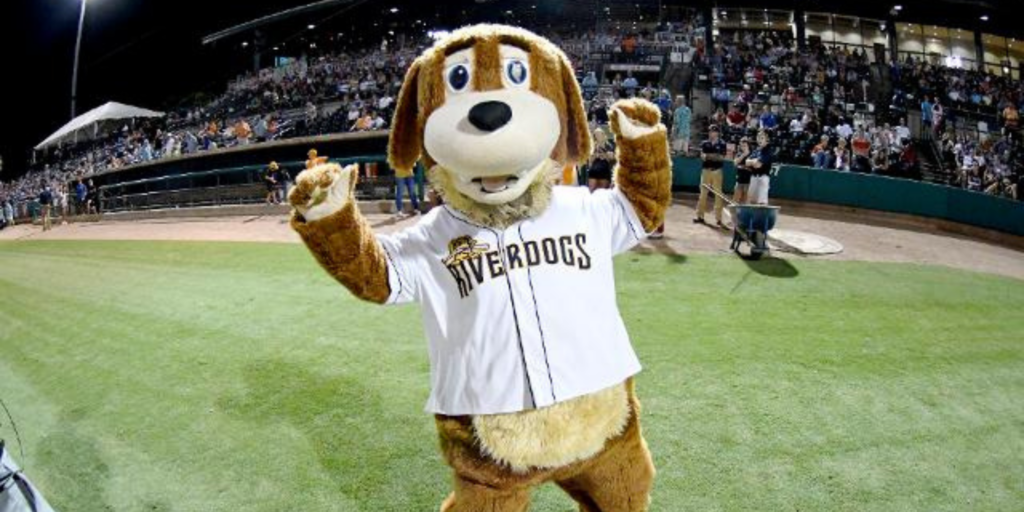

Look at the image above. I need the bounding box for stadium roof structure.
[199,0,1022,52]
[35,102,165,151]
[202,0,368,46]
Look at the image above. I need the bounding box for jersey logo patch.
[443,236,490,267]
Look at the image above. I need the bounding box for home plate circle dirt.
[769,229,844,255]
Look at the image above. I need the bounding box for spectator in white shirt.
[894,118,911,142]
[836,121,854,139]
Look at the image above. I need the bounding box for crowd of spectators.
[4,21,1022,222]
[690,30,923,178]
[885,56,1023,198]
[890,56,1024,132]
[940,130,1022,200]
[1,42,416,214]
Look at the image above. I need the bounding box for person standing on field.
[38,185,53,231]
[745,130,776,205]
[4,200,14,227]
[264,162,280,205]
[696,125,727,228]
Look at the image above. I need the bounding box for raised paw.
[289,163,359,222]
[608,99,666,141]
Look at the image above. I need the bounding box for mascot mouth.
[448,162,552,205]
[472,175,520,194]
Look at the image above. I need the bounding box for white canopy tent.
[34,101,165,151]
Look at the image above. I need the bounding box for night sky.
[0,0,333,179]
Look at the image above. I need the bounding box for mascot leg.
[440,479,531,512]
[555,399,655,512]
[435,416,536,512]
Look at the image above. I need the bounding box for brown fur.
[386,61,423,175]
[437,379,654,512]
[609,99,673,232]
[298,26,664,511]
[387,24,592,176]
[289,165,390,304]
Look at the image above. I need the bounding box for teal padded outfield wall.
[671,157,1024,236]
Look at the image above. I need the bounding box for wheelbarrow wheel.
[749,231,768,260]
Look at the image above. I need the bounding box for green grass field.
[1,240,1022,511]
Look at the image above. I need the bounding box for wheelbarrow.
[701,184,780,260]
[727,203,780,259]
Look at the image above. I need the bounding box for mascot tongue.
[481,176,513,192]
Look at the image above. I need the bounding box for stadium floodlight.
[979,15,989,21]
[71,0,88,119]
[308,24,316,29]
[893,5,902,11]
[390,7,398,13]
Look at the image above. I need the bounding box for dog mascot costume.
[289,25,671,511]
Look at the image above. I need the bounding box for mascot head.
[388,24,592,226]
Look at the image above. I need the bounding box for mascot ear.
[560,58,592,165]
[388,59,422,174]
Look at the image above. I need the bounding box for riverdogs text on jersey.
[443,234,592,298]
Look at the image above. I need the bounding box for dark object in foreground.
[729,204,780,260]
[0,441,57,512]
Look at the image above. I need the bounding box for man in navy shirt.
[696,125,728,227]
[75,179,88,215]
[38,185,54,232]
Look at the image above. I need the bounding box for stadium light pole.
[71,0,88,120]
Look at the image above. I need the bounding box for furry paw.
[609,99,666,140]
[289,163,358,222]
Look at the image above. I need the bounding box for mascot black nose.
[468,101,513,132]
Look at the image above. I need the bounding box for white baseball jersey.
[377,186,649,416]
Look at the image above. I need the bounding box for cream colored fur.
[612,107,663,140]
[472,382,630,472]
[428,159,558,229]
[293,164,358,222]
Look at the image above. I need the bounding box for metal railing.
[98,156,417,213]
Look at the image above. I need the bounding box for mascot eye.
[505,59,529,86]
[447,64,471,92]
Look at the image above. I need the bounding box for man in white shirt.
[894,118,911,143]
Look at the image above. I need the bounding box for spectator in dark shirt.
[732,137,753,204]
[75,179,88,215]
[264,162,280,205]
[38,186,54,231]
[696,125,728,227]
[86,179,99,214]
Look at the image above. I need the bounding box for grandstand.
[1,0,1021,223]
